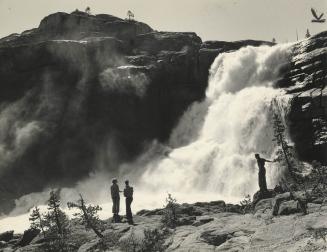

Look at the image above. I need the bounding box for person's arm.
[264,159,274,163]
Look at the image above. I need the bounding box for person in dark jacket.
[111,178,121,222]
[255,154,275,193]
[123,180,134,224]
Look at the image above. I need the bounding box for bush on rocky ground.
[240,194,253,214]
[119,227,169,252]
[161,193,179,228]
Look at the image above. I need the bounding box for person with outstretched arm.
[255,153,276,193]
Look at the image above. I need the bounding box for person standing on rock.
[111,178,121,223]
[124,180,134,224]
[255,154,275,193]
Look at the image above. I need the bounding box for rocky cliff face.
[280,33,327,163]
[0,11,325,214]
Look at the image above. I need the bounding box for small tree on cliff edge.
[44,190,70,238]
[305,29,311,38]
[272,111,294,174]
[127,10,134,21]
[67,194,105,238]
[85,6,91,15]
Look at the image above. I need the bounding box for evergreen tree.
[161,193,178,228]
[85,6,91,15]
[29,206,46,238]
[272,112,294,174]
[305,29,311,38]
[44,190,69,239]
[67,194,104,238]
[127,10,134,21]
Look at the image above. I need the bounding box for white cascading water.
[0,43,293,233]
[136,44,292,203]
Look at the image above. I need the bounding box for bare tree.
[67,194,104,238]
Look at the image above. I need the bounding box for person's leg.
[112,198,117,222]
[126,198,133,223]
[129,198,133,222]
[125,198,129,219]
[112,198,116,214]
[259,173,268,192]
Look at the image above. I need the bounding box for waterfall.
[136,44,292,204]
[0,43,293,233]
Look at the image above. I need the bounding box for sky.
[0,0,327,42]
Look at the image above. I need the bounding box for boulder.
[192,216,214,227]
[253,190,275,205]
[225,204,242,214]
[312,197,325,204]
[278,200,301,215]
[209,200,226,208]
[0,231,14,242]
[272,192,291,216]
[254,198,273,213]
[0,240,7,248]
[178,216,196,226]
[200,230,231,246]
[17,229,40,247]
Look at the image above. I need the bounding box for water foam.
[136,44,292,202]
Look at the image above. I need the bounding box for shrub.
[140,228,167,252]
[161,193,178,228]
[119,228,141,252]
[240,194,252,214]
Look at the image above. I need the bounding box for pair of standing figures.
[111,179,134,224]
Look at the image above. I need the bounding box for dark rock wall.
[281,32,327,163]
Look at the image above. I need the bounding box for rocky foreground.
[1,190,327,252]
